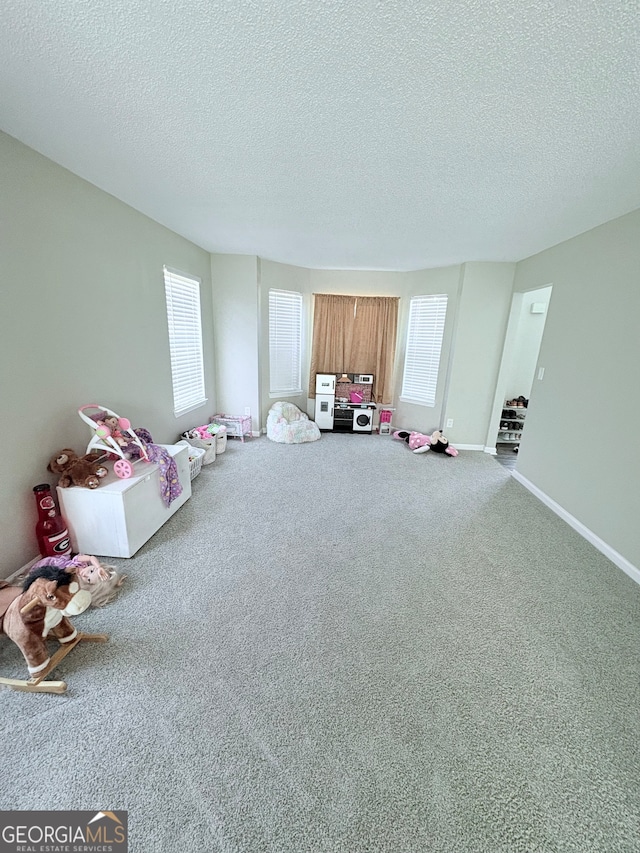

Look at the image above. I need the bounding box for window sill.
[174,398,208,418]
[269,390,303,399]
[399,397,435,407]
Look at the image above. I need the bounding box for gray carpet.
[2,434,640,852]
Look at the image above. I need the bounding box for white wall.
[210,254,260,432]
[514,209,640,570]
[398,265,464,434]
[505,286,552,399]
[258,259,310,421]
[0,132,214,573]
[444,262,516,447]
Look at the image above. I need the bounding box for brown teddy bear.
[47,448,109,489]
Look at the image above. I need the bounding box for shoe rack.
[498,396,527,445]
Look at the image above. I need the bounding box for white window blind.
[269,289,303,395]
[400,295,448,407]
[164,266,207,417]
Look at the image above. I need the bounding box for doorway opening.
[488,285,553,468]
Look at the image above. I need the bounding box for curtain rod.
[312,293,399,298]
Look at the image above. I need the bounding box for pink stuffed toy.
[193,425,213,439]
[393,429,458,457]
[185,425,216,440]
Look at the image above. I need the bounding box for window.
[269,289,303,396]
[163,266,207,416]
[400,295,448,407]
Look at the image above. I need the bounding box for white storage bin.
[215,427,227,454]
[180,432,216,464]
[57,444,191,558]
[176,440,206,479]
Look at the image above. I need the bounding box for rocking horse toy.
[0,565,108,694]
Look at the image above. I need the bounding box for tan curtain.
[351,296,399,404]
[309,294,356,388]
[308,294,399,405]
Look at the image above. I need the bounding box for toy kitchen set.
[314,373,376,433]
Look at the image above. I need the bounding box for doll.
[98,415,128,447]
[29,554,126,607]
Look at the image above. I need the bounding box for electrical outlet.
[244,407,251,416]
[446,418,454,429]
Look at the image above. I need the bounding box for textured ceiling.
[1,0,639,270]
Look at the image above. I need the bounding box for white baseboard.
[456,444,485,452]
[3,554,40,584]
[511,470,640,586]
[483,446,497,455]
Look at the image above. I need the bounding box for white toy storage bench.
[56,443,191,558]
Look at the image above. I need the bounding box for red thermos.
[33,483,72,558]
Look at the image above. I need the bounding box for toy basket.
[176,440,206,479]
[215,426,227,454]
[179,432,216,464]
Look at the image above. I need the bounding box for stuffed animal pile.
[183,423,221,440]
[29,554,126,608]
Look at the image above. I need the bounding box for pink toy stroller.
[78,404,149,479]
